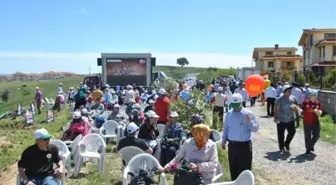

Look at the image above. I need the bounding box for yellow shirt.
[92,89,104,101]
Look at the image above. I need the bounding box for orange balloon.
[182,84,187,90]
[245,74,265,97]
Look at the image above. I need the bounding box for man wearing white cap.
[210,87,226,129]
[117,122,153,154]
[222,93,259,181]
[18,128,63,185]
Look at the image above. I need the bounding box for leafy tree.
[282,71,291,82]
[308,70,317,84]
[176,57,189,67]
[1,89,10,102]
[298,73,306,86]
[323,68,336,89]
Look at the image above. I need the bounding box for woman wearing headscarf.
[157,124,218,184]
[74,87,87,110]
[161,112,186,165]
[138,110,160,151]
[62,111,89,141]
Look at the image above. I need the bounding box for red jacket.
[154,96,170,123]
[301,99,322,125]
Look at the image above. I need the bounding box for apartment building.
[253,44,303,77]
[8,71,77,81]
[42,71,77,80]
[298,28,336,75]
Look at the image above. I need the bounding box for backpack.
[173,166,205,185]
[130,169,155,185]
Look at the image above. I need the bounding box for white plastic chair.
[209,170,254,185]
[122,153,166,185]
[64,134,83,165]
[103,110,112,115]
[157,124,166,138]
[73,133,106,177]
[118,146,145,172]
[212,130,222,144]
[211,163,225,183]
[50,140,71,179]
[117,125,125,142]
[100,120,120,144]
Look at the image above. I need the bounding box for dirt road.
[249,105,336,185]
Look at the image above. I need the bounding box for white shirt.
[124,90,135,104]
[213,93,226,107]
[265,87,277,99]
[224,90,232,105]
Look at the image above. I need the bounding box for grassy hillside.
[0,76,83,113]
[153,65,208,79]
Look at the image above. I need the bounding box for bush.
[21,86,32,96]
[153,78,179,96]
[309,70,317,84]
[298,73,306,86]
[170,90,215,129]
[1,89,10,102]
[323,68,336,89]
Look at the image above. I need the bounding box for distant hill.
[153,65,209,79]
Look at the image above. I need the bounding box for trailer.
[236,67,261,80]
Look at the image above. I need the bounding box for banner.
[46,110,54,123]
[24,111,34,124]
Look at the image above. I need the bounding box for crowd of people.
[19,76,323,185]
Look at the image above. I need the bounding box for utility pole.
[89,66,91,75]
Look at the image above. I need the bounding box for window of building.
[309,34,313,46]
[322,46,325,57]
[287,52,292,55]
[303,51,306,60]
[324,33,336,39]
[334,46,336,56]
[265,51,273,55]
[286,61,293,69]
[319,48,322,57]
[268,62,274,68]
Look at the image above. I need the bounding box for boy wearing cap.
[117,122,153,154]
[222,93,259,181]
[301,90,322,154]
[18,128,63,185]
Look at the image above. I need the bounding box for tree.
[176,57,189,67]
[0,89,10,102]
[308,70,317,84]
[282,71,291,82]
[323,68,336,89]
[298,73,306,86]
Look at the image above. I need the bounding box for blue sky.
[0,0,335,74]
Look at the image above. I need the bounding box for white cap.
[36,86,39,90]
[59,83,63,86]
[231,93,243,103]
[170,111,179,117]
[304,83,309,87]
[282,85,293,92]
[81,108,89,115]
[34,128,52,140]
[72,111,81,119]
[127,122,139,134]
[114,104,120,108]
[148,99,154,104]
[146,110,159,118]
[158,88,166,95]
[218,87,223,92]
[132,103,141,109]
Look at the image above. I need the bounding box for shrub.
[21,86,32,96]
[1,89,10,102]
[153,78,179,96]
[323,68,336,89]
[170,90,215,129]
[298,73,306,86]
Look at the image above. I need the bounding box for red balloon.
[244,74,265,97]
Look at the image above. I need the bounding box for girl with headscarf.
[74,87,87,110]
[186,114,216,142]
[157,124,218,184]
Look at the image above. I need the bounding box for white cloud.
[0,52,252,73]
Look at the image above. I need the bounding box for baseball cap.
[304,83,309,87]
[148,99,154,104]
[72,111,81,119]
[309,90,318,97]
[282,85,293,92]
[146,110,159,118]
[114,104,120,108]
[158,88,166,95]
[81,108,89,115]
[132,103,141,109]
[217,87,223,92]
[127,122,139,134]
[230,93,243,108]
[34,128,52,140]
[170,111,179,117]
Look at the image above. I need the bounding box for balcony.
[281,66,294,70]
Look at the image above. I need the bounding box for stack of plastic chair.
[73,133,106,177]
[122,153,166,185]
[208,170,254,185]
[118,146,145,172]
[100,120,120,144]
[49,140,71,181]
